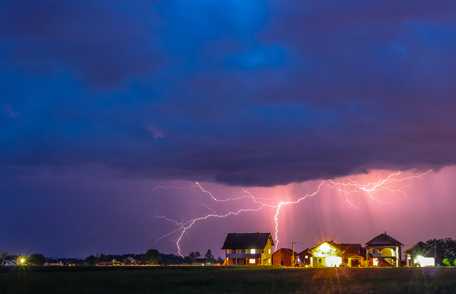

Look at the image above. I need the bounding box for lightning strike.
[195,181,250,202]
[175,206,267,257]
[156,170,433,256]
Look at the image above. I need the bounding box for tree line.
[0,249,220,266]
[407,238,456,266]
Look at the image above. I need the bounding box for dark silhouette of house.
[297,249,312,267]
[222,233,274,265]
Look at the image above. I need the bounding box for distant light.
[249,258,256,264]
[18,256,27,266]
[414,255,435,267]
[373,258,379,267]
[250,249,256,254]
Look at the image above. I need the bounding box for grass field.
[1,266,456,294]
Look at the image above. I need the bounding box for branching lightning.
[155,170,432,256]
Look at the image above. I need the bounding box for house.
[1,256,18,267]
[309,241,343,267]
[338,243,366,267]
[297,249,312,267]
[272,248,297,266]
[222,232,274,265]
[307,241,365,268]
[406,242,436,267]
[366,232,402,267]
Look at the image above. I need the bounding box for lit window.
[268,249,271,254]
[373,258,379,267]
[414,255,435,267]
[250,249,256,254]
[324,256,342,267]
[313,242,337,257]
[249,258,256,264]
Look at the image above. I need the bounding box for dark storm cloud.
[0,0,159,86]
[1,1,456,186]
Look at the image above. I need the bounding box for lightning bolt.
[175,206,267,257]
[271,182,325,250]
[328,170,432,202]
[155,170,432,256]
[195,181,251,202]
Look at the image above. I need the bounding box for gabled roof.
[309,241,339,251]
[222,233,273,249]
[366,233,402,246]
[309,241,365,257]
[272,248,297,256]
[298,248,312,256]
[309,241,343,256]
[406,241,433,256]
[338,243,365,257]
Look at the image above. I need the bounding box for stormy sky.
[1,0,456,257]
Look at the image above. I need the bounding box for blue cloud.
[1,0,456,186]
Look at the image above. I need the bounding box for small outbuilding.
[272,248,297,266]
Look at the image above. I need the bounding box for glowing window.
[249,258,256,264]
[268,249,271,254]
[414,255,435,267]
[313,242,338,257]
[250,249,256,254]
[324,256,342,267]
[373,258,379,266]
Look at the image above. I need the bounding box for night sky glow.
[1,1,456,258]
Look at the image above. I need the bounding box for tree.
[217,257,224,264]
[85,255,97,266]
[189,251,200,260]
[410,238,456,265]
[0,251,7,264]
[145,249,161,265]
[204,249,215,262]
[29,254,46,266]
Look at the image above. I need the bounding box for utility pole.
[434,240,437,264]
[291,241,295,267]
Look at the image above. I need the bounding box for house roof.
[338,243,365,257]
[298,248,312,256]
[309,241,365,257]
[366,233,403,246]
[222,233,273,249]
[272,248,297,256]
[406,241,434,256]
[310,241,340,252]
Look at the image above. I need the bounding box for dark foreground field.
[1,266,456,294]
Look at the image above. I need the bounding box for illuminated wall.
[311,242,342,268]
